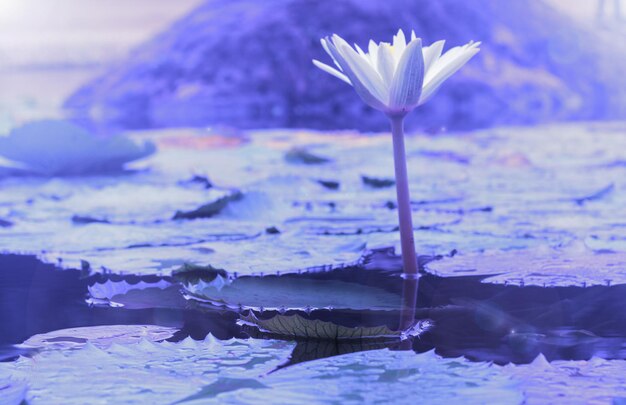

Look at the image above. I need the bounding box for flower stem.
[398,275,420,333]
[389,115,419,277]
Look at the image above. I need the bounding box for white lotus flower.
[313,29,481,281]
[313,29,480,115]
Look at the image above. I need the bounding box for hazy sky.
[546,0,598,20]
[0,0,202,68]
[0,0,608,69]
[0,0,617,71]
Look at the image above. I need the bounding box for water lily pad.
[184,275,402,311]
[89,279,172,301]
[239,313,429,340]
[425,246,626,286]
[0,374,26,405]
[87,279,175,307]
[39,230,371,276]
[20,325,178,350]
[6,335,626,404]
[37,182,236,223]
[504,355,626,404]
[2,336,294,404]
[0,120,155,176]
[259,349,523,404]
[174,377,269,403]
[2,123,626,282]
[2,333,526,404]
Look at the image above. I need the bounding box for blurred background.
[0,0,625,134]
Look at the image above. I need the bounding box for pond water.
[2,252,626,403]
[2,123,626,403]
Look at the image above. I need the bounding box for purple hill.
[64,0,626,132]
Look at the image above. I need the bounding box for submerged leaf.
[239,313,429,340]
[184,275,401,311]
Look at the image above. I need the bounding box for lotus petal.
[392,29,407,58]
[332,36,388,100]
[388,39,425,112]
[325,37,387,110]
[320,37,343,70]
[423,40,445,76]
[376,43,396,86]
[312,59,351,84]
[368,39,380,66]
[421,45,479,104]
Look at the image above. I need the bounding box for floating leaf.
[257,349,523,403]
[2,336,294,404]
[0,120,155,176]
[0,374,26,405]
[426,246,626,286]
[17,180,237,224]
[88,279,172,302]
[173,377,268,403]
[100,285,191,310]
[3,124,626,284]
[239,312,429,340]
[20,325,178,350]
[184,275,401,311]
[10,331,624,403]
[1,334,525,404]
[503,355,626,404]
